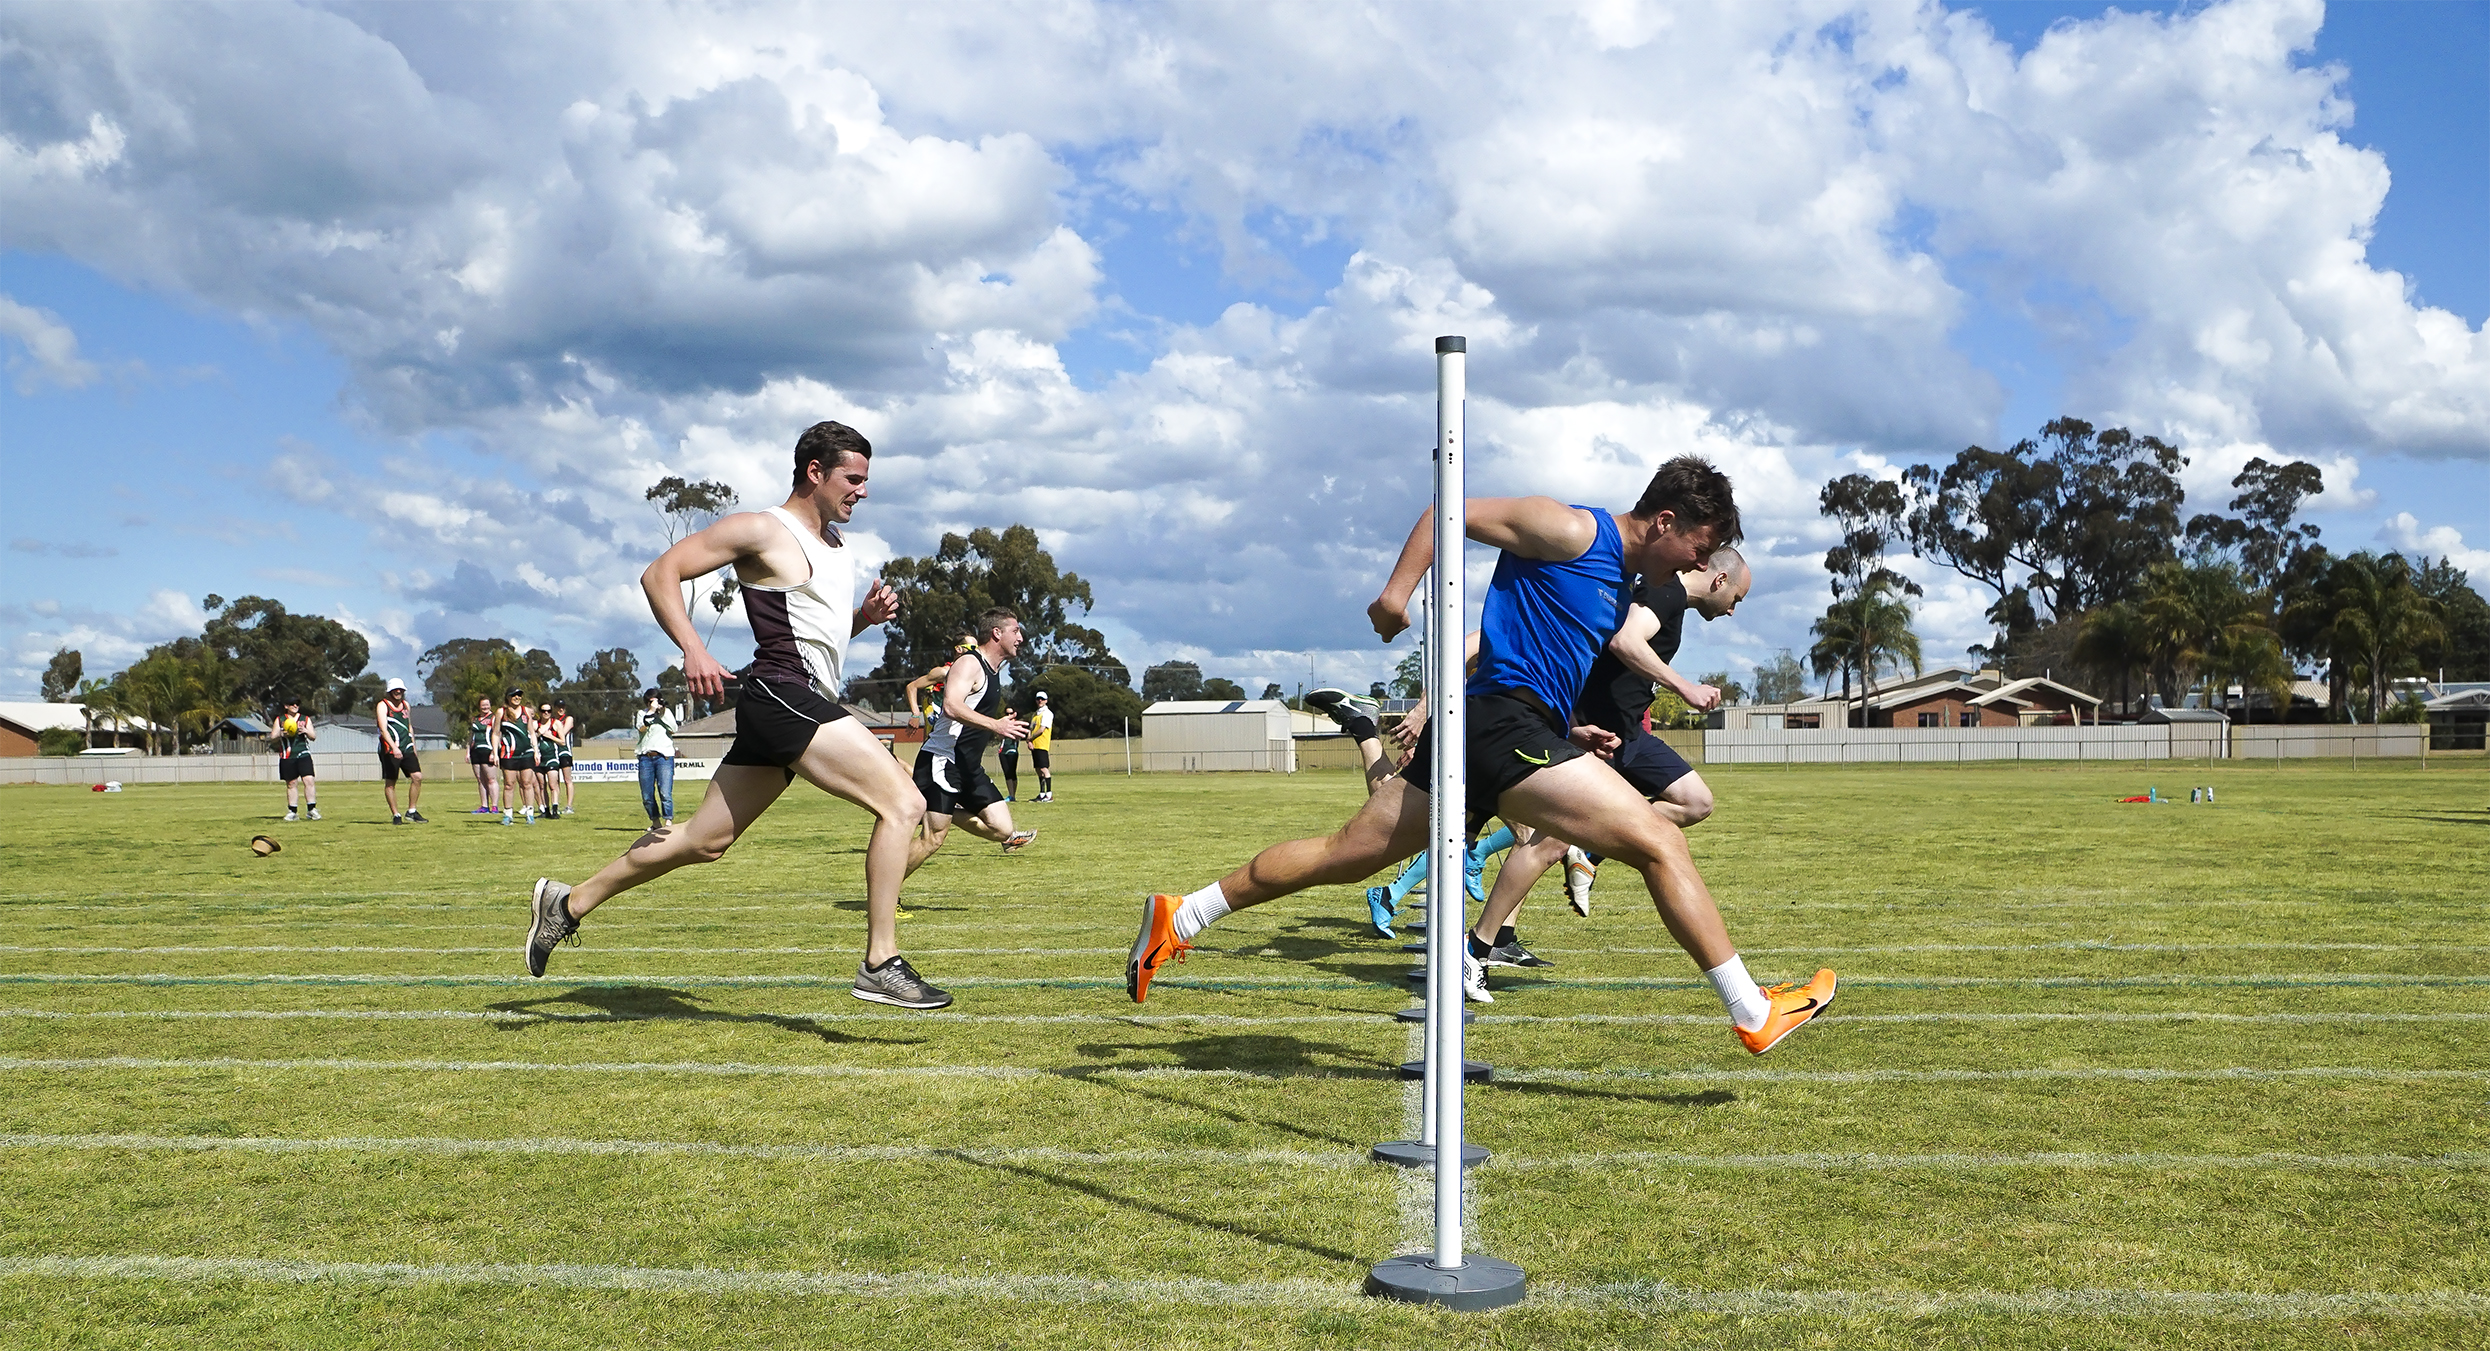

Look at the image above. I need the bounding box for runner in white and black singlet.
[525,420,952,1010]
[907,607,1036,874]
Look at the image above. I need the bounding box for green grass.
[1,761,2484,1348]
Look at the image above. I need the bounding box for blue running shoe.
[1463,859,1487,904]
[1366,885,1397,939]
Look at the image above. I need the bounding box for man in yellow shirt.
[1029,690,1055,801]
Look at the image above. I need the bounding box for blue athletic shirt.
[1465,506,1628,717]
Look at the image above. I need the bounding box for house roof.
[217,715,274,735]
[2424,688,2490,710]
[0,701,166,734]
[1975,676,2103,708]
[2140,707,2230,723]
[1866,682,2028,712]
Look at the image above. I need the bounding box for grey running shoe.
[1484,938,1552,968]
[525,878,580,978]
[1304,687,1381,728]
[1001,829,1037,854]
[852,955,953,1010]
[1563,846,1596,918]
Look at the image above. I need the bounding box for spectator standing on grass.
[378,679,426,824]
[498,689,539,825]
[634,688,679,829]
[1030,690,1056,801]
[467,696,498,814]
[534,702,566,819]
[997,706,1021,801]
[550,700,578,816]
[275,697,319,820]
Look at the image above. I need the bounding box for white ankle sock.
[1171,883,1229,941]
[1706,954,1770,1030]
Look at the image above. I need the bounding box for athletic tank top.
[499,715,533,761]
[1575,571,1690,737]
[382,704,413,753]
[1466,507,1628,718]
[741,505,854,696]
[469,718,493,751]
[924,652,1002,762]
[278,720,312,758]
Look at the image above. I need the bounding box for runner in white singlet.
[524,421,953,1010]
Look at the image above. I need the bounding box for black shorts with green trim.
[1397,688,1585,828]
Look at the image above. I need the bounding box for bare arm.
[942,656,1032,741]
[1368,498,1600,641]
[1607,604,1720,711]
[902,669,939,726]
[642,512,782,699]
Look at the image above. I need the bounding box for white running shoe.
[1564,847,1596,917]
[283,809,297,822]
[307,808,321,821]
[1462,947,1495,1004]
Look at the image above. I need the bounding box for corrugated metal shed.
[1140,699,1296,772]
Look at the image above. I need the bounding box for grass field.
[2,760,2484,1348]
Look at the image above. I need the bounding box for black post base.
[1364,1252,1525,1310]
[1398,1059,1490,1082]
[1369,1139,1489,1169]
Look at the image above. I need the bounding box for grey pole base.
[1365,1252,1525,1310]
[1370,1139,1489,1169]
[1399,1058,1490,1082]
[1394,1006,1474,1024]
[1401,941,1427,953]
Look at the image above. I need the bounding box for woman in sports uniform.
[497,691,539,824]
[468,696,499,814]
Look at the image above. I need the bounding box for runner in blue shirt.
[1130,457,1834,1055]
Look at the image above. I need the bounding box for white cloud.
[0,0,2481,696]
[0,293,99,393]
[2377,513,2490,593]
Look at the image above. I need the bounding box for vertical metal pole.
[1428,335,1467,1270]
[1418,598,1440,1150]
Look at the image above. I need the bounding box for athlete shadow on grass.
[483,985,927,1048]
[938,1150,1361,1265]
[1490,1081,1737,1109]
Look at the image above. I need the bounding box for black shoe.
[391,814,403,825]
[1305,687,1381,727]
[407,810,428,824]
[851,955,953,1010]
[526,878,580,978]
[1483,939,1552,968]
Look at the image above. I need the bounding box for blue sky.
[3,0,2484,703]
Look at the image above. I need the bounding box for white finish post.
[1428,335,1468,1269]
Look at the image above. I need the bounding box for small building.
[1141,699,1296,772]
[2424,686,2490,750]
[0,702,161,756]
[1976,676,2105,726]
[1866,681,2023,729]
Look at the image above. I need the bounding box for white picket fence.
[1703,723,2426,765]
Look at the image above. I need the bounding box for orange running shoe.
[1735,968,1837,1054]
[1127,893,1192,1002]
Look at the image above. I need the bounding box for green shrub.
[37,727,87,757]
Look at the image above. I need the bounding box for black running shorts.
[1609,731,1695,801]
[379,749,422,782]
[723,679,850,768]
[555,751,574,770]
[469,746,492,767]
[913,748,1004,818]
[500,755,533,773]
[1029,748,1051,771]
[279,753,315,782]
[1398,688,1585,827]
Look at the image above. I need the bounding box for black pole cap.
[1435,335,1465,353]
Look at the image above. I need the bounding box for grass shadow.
[1490,1081,1737,1109]
[1067,1032,1387,1078]
[939,1149,1362,1265]
[2391,811,2490,827]
[1054,1072,1371,1149]
[485,985,926,1048]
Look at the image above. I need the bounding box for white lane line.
[11,939,2477,958]
[0,1056,1374,1083]
[1503,1065,2487,1086]
[2,1254,2481,1318]
[7,1133,2478,1175]
[3,1056,2473,1089]
[4,1007,2487,1029]
[0,1132,1360,1170]
[4,971,2483,990]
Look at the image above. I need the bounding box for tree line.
[39,595,377,755]
[1811,418,2489,722]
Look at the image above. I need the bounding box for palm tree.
[2072,602,2152,718]
[1809,577,1923,726]
[2298,552,2445,722]
[179,652,253,752]
[2138,558,2282,714]
[72,677,118,750]
[114,655,194,756]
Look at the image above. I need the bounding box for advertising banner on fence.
[566,758,717,784]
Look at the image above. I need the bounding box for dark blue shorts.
[1608,732,1694,801]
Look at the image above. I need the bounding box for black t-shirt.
[1573,572,1689,738]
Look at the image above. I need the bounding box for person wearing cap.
[274,696,319,821]
[466,695,499,814]
[1029,689,1055,801]
[377,678,426,824]
[633,687,679,829]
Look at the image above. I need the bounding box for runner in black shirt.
[1470,547,1750,954]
